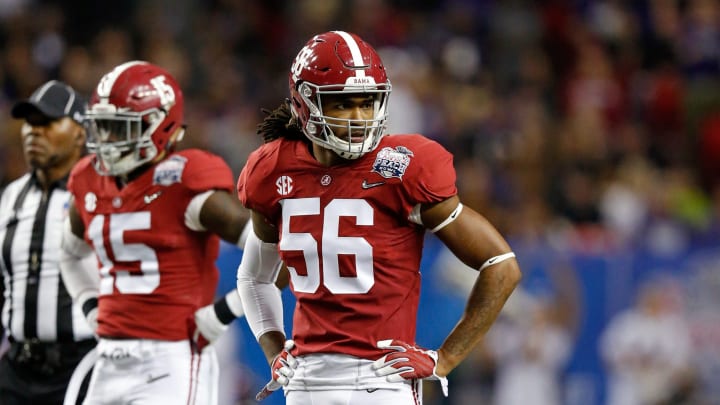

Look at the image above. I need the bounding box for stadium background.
[1,1,719,404]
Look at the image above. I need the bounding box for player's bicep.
[251,209,279,243]
[197,189,251,243]
[67,196,86,237]
[423,197,512,269]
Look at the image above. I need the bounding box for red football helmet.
[289,31,391,159]
[86,61,184,176]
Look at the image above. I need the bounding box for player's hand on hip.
[192,304,227,350]
[85,306,98,334]
[373,339,449,397]
[256,340,298,401]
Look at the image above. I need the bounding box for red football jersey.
[238,134,457,359]
[69,149,234,340]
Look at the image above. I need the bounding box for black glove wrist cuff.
[214,297,236,325]
[82,297,98,317]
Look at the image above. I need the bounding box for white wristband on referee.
[478,252,516,272]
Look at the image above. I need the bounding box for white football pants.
[81,338,218,405]
[282,353,423,404]
[286,382,421,405]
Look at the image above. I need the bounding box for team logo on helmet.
[371,146,414,179]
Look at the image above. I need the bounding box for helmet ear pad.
[288,31,392,160]
[289,82,306,122]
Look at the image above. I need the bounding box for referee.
[0,80,96,404]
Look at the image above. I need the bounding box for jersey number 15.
[87,212,159,295]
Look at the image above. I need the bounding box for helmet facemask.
[297,80,391,160]
[86,105,166,176]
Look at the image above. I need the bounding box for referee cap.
[11,80,86,125]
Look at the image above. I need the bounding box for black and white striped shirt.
[0,172,94,343]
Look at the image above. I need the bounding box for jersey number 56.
[280,198,374,294]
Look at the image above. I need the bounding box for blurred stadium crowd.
[1,0,720,404]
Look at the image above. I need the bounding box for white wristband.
[184,190,214,231]
[430,203,463,233]
[478,252,516,272]
[224,289,245,318]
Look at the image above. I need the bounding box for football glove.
[255,340,298,401]
[372,339,449,397]
[85,307,98,333]
[193,304,227,350]
[193,290,245,351]
[81,297,99,334]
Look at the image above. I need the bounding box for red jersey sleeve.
[67,155,95,196]
[390,135,457,216]
[237,140,283,219]
[177,149,234,194]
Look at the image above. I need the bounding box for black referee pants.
[0,339,95,405]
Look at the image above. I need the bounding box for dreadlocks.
[256,99,306,143]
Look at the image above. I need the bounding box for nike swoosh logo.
[486,256,500,265]
[146,373,170,384]
[361,180,386,189]
[143,191,162,204]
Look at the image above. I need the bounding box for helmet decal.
[149,75,176,108]
[96,61,146,103]
[290,46,314,83]
[334,31,368,71]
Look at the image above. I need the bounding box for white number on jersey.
[280,198,374,294]
[87,212,160,295]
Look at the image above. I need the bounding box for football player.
[237,31,522,404]
[58,61,249,404]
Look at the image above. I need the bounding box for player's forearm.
[236,224,285,350]
[212,288,245,322]
[259,330,288,365]
[436,262,520,376]
[59,219,99,304]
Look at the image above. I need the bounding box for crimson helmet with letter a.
[86,61,184,176]
[289,31,392,160]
